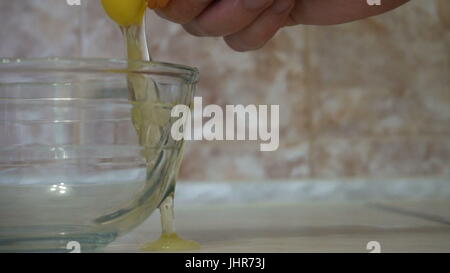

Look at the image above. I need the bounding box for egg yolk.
[101,0,146,27]
[101,0,170,27]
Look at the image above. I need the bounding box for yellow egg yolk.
[101,0,147,27]
[101,0,171,27]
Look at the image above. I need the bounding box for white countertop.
[105,200,450,253]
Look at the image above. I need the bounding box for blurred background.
[0,0,448,203]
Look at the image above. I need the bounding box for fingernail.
[272,0,293,14]
[244,0,273,10]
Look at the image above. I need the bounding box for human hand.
[149,0,410,51]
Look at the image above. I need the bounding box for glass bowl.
[0,58,198,252]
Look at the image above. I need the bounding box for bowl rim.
[0,57,200,84]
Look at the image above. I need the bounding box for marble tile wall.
[0,0,448,181]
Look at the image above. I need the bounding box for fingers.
[287,0,410,25]
[152,0,214,24]
[151,0,294,52]
[224,0,295,51]
[183,0,275,37]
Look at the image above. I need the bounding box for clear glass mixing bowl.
[0,58,198,252]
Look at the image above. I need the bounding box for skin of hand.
[149,0,410,51]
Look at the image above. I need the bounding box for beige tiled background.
[0,0,448,182]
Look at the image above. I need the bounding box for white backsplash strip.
[175,177,450,205]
